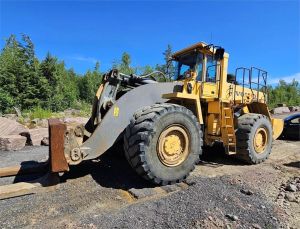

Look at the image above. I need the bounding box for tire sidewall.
[248,116,272,161]
[145,109,201,181]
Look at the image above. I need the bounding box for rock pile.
[276,177,300,206]
[0,117,49,151]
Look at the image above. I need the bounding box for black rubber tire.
[124,103,203,185]
[235,113,273,164]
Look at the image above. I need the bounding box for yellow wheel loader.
[0,42,284,197]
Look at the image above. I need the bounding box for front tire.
[235,113,273,164]
[124,104,203,185]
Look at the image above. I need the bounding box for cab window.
[196,54,203,81]
[206,55,217,82]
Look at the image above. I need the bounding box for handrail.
[234,67,267,104]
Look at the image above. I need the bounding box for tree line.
[0,34,299,114]
[0,34,172,114]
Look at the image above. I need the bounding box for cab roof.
[172,41,229,58]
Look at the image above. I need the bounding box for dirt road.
[0,140,299,229]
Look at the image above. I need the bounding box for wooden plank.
[0,182,38,200]
[0,173,59,200]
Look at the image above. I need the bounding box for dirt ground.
[0,139,299,229]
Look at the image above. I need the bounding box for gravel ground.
[0,146,48,167]
[0,140,299,229]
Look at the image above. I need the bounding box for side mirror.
[215,48,225,60]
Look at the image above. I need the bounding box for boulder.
[271,106,290,114]
[0,117,29,137]
[0,135,27,151]
[41,137,49,146]
[63,117,89,125]
[21,128,48,146]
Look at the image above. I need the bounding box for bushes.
[28,107,53,120]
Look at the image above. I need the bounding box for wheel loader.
[0,42,284,198]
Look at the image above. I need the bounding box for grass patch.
[28,106,53,120]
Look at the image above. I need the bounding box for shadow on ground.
[60,142,245,190]
[284,161,300,168]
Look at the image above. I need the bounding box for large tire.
[235,113,273,164]
[124,103,203,185]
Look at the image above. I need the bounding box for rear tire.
[124,104,203,185]
[235,113,273,164]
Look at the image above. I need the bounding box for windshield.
[173,52,203,80]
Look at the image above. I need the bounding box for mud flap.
[49,119,69,172]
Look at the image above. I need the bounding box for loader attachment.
[48,119,69,173]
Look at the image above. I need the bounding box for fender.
[81,82,183,160]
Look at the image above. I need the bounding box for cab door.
[201,55,219,98]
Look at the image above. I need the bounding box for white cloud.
[268,72,300,85]
[70,55,98,64]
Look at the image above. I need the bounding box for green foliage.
[155,44,175,81]
[113,52,137,75]
[268,79,300,108]
[3,34,297,116]
[0,88,14,113]
[77,61,102,103]
[28,106,52,120]
[0,35,83,113]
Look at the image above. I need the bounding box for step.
[227,151,236,155]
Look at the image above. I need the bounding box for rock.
[252,223,262,229]
[296,183,300,191]
[161,184,182,193]
[0,117,29,137]
[225,214,238,221]
[40,119,48,128]
[0,135,27,151]
[128,187,161,199]
[3,114,18,120]
[31,118,40,125]
[63,117,89,125]
[240,189,254,196]
[64,109,81,116]
[21,128,48,146]
[30,118,48,128]
[271,106,290,114]
[41,137,49,146]
[285,184,297,192]
[285,193,297,202]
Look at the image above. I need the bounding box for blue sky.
[0,0,299,84]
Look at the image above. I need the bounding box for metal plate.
[49,119,69,172]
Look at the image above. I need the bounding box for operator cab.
[172,42,223,84]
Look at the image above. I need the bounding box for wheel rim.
[253,127,268,154]
[157,125,190,167]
